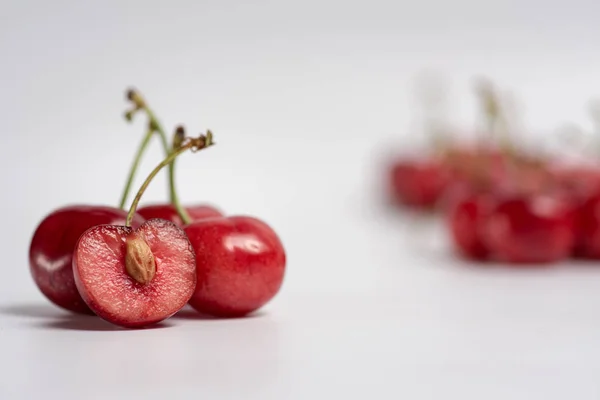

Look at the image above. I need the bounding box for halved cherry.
[74,219,196,327]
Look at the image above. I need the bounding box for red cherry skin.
[29,205,145,314]
[388,160,450,209]
[573,190,600,258]
[446,186,495,260]
[73,219,196,328]
[484,193,575,264]
[184,216,286,317]
[137,204,223,226]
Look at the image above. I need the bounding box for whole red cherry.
[29,205,145,313]
[185,216,286,317]
[572,189,600,258]
[484,192,576,264]
[446,184,496,260]
[545,165,600,258]
[388,159,450,209]
[137,204,223,226]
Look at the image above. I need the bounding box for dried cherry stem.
[119,88,173,209]
[126,133,214,227]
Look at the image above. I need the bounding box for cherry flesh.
[184,216,286,317]
[388,159,450,209]
[137,204,223,226]
[73,219,196,328]
[484,192,575,264]
[29,205,145,314]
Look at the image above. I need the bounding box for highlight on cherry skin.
[29,205,145,314]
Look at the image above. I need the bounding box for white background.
[2,0,600,398]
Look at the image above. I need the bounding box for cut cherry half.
[74,219,196,328]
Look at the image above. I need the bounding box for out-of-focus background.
[2,1,600,399]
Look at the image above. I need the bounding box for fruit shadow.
[436,250,600,272]
[38,317,173,331]
[0,303,172,331]
[172,307,266,321]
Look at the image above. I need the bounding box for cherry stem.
[118,127,154,209]
[169,127,191,225]
[123,89,175,202]
[126,134,214,227]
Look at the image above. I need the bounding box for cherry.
[388,158,450,210]
[74,133,213,328]
[572,188,600,258]
[74,219,195,327]
[137,204,223,226]
[484,191,576,264]
[446,184,496,260]
[184,216,286,317]
[29,206,145,314]
[549,166,600,257]
[153,127,287,317]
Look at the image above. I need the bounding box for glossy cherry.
[29,207,145,314]
[73,133,212,328]
[572,188,600,258]
[446,185,496,260]
[138,204,223,226]
[29,206,145,314]
[484,191,576,264]
[185,216,286,317]
[388,159,450,209]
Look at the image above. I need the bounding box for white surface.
[3,0,600,399]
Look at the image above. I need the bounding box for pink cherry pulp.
[137,203,223,226]
[73,219,196,328]
[29,205,145,314]
[184,216,286,317]
[484,192,575,264]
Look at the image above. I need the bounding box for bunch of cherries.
[387,81,600,264]
[29,89,286,328]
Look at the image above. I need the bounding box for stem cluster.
[120,88,214,226]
